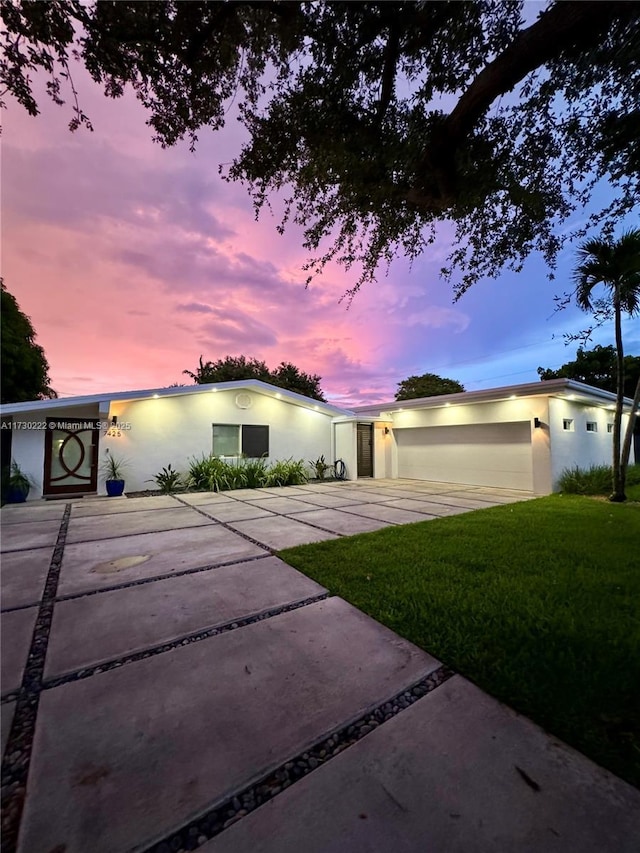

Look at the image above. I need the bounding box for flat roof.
[0,379,353,418]
[353,379,635,415]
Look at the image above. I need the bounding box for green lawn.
[279,495,640,788]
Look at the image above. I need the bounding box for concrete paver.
[1,700,16,757]
[219,488,263,499]
[288,508,391,536]
[70,495,181,517]
[402,492,504,509]
[1,607,37,694]
[282,491,361,509]
[0,503,67,525]
[179,492,236,506]
[380,498,471,517]
[229,516,338,549]
[196,502,276,523]
[205,676,640,853]
[1,520,61,553]
[57,526,267,597]
[445,489,527,504]
[45,557,327,678]
[319,489,396,503]
[344,503,435,525]
[65,506,215,543]
[238,496,321,514]
[19,598,439,853]
[1,548,52,609]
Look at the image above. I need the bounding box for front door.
[357,423,374,477]
[43,418,100,496]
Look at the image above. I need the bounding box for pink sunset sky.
[3,60,637,407]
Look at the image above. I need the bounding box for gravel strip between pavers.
[41,591,330,690]
[141,665,455,853]
[174,495,350,542]
[1,503,71,853]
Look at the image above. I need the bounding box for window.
[607,423,614,433]
[242,425,269,458]
[212,424,269,458]
[562,419,574,431]
[212,424,240,456]
[586,422,598,433]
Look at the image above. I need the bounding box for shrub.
[309,454,331,480]
[264,458,308,487]
[187,455,308,491]
[149,465,184,494]
[557,463,640,495]
[186,455,232,492]
[243,457,268,488]
[627,464,640,486]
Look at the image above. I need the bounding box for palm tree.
[573,228,640,501]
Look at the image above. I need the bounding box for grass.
[279,495,640,788]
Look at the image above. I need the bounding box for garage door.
[395,422,533,490]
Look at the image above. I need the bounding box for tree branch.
[411,1,634,209]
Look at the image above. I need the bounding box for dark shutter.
[242,425,269,458]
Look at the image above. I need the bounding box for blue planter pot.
[106,479,125,497]
[6,485,29,503]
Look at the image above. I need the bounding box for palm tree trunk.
[610,285,625,501]
[620,377,640,492]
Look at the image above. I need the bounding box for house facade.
[0,378,635,500]
[353,379,637,494]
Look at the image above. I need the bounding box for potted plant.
[4,461,34,503]
[101,453,128,497]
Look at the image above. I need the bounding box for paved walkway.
[1,480,638,852]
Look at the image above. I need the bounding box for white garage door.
[396,422,533,490]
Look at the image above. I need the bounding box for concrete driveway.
[1,480,638,852]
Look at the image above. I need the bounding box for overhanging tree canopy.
[1,1,638,294]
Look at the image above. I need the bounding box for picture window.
[212,424,269,458]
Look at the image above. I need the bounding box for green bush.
[243,457,268,488]
[149,464,184,494]
[557,463,640,495]
[186,455,233,492]
[186,455,307,491]
[264,458,308,487]
[627,464,640,486]
[309,454,332,480]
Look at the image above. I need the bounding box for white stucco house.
[0,378,636,500]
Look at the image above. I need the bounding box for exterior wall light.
[534,417,542,429]
[384,426,390,435]
[111,415,117,426]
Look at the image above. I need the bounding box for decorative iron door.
[43,418,100,496]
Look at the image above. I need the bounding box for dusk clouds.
[3,64,635,405]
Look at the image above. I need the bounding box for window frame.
[212,423,269,459]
